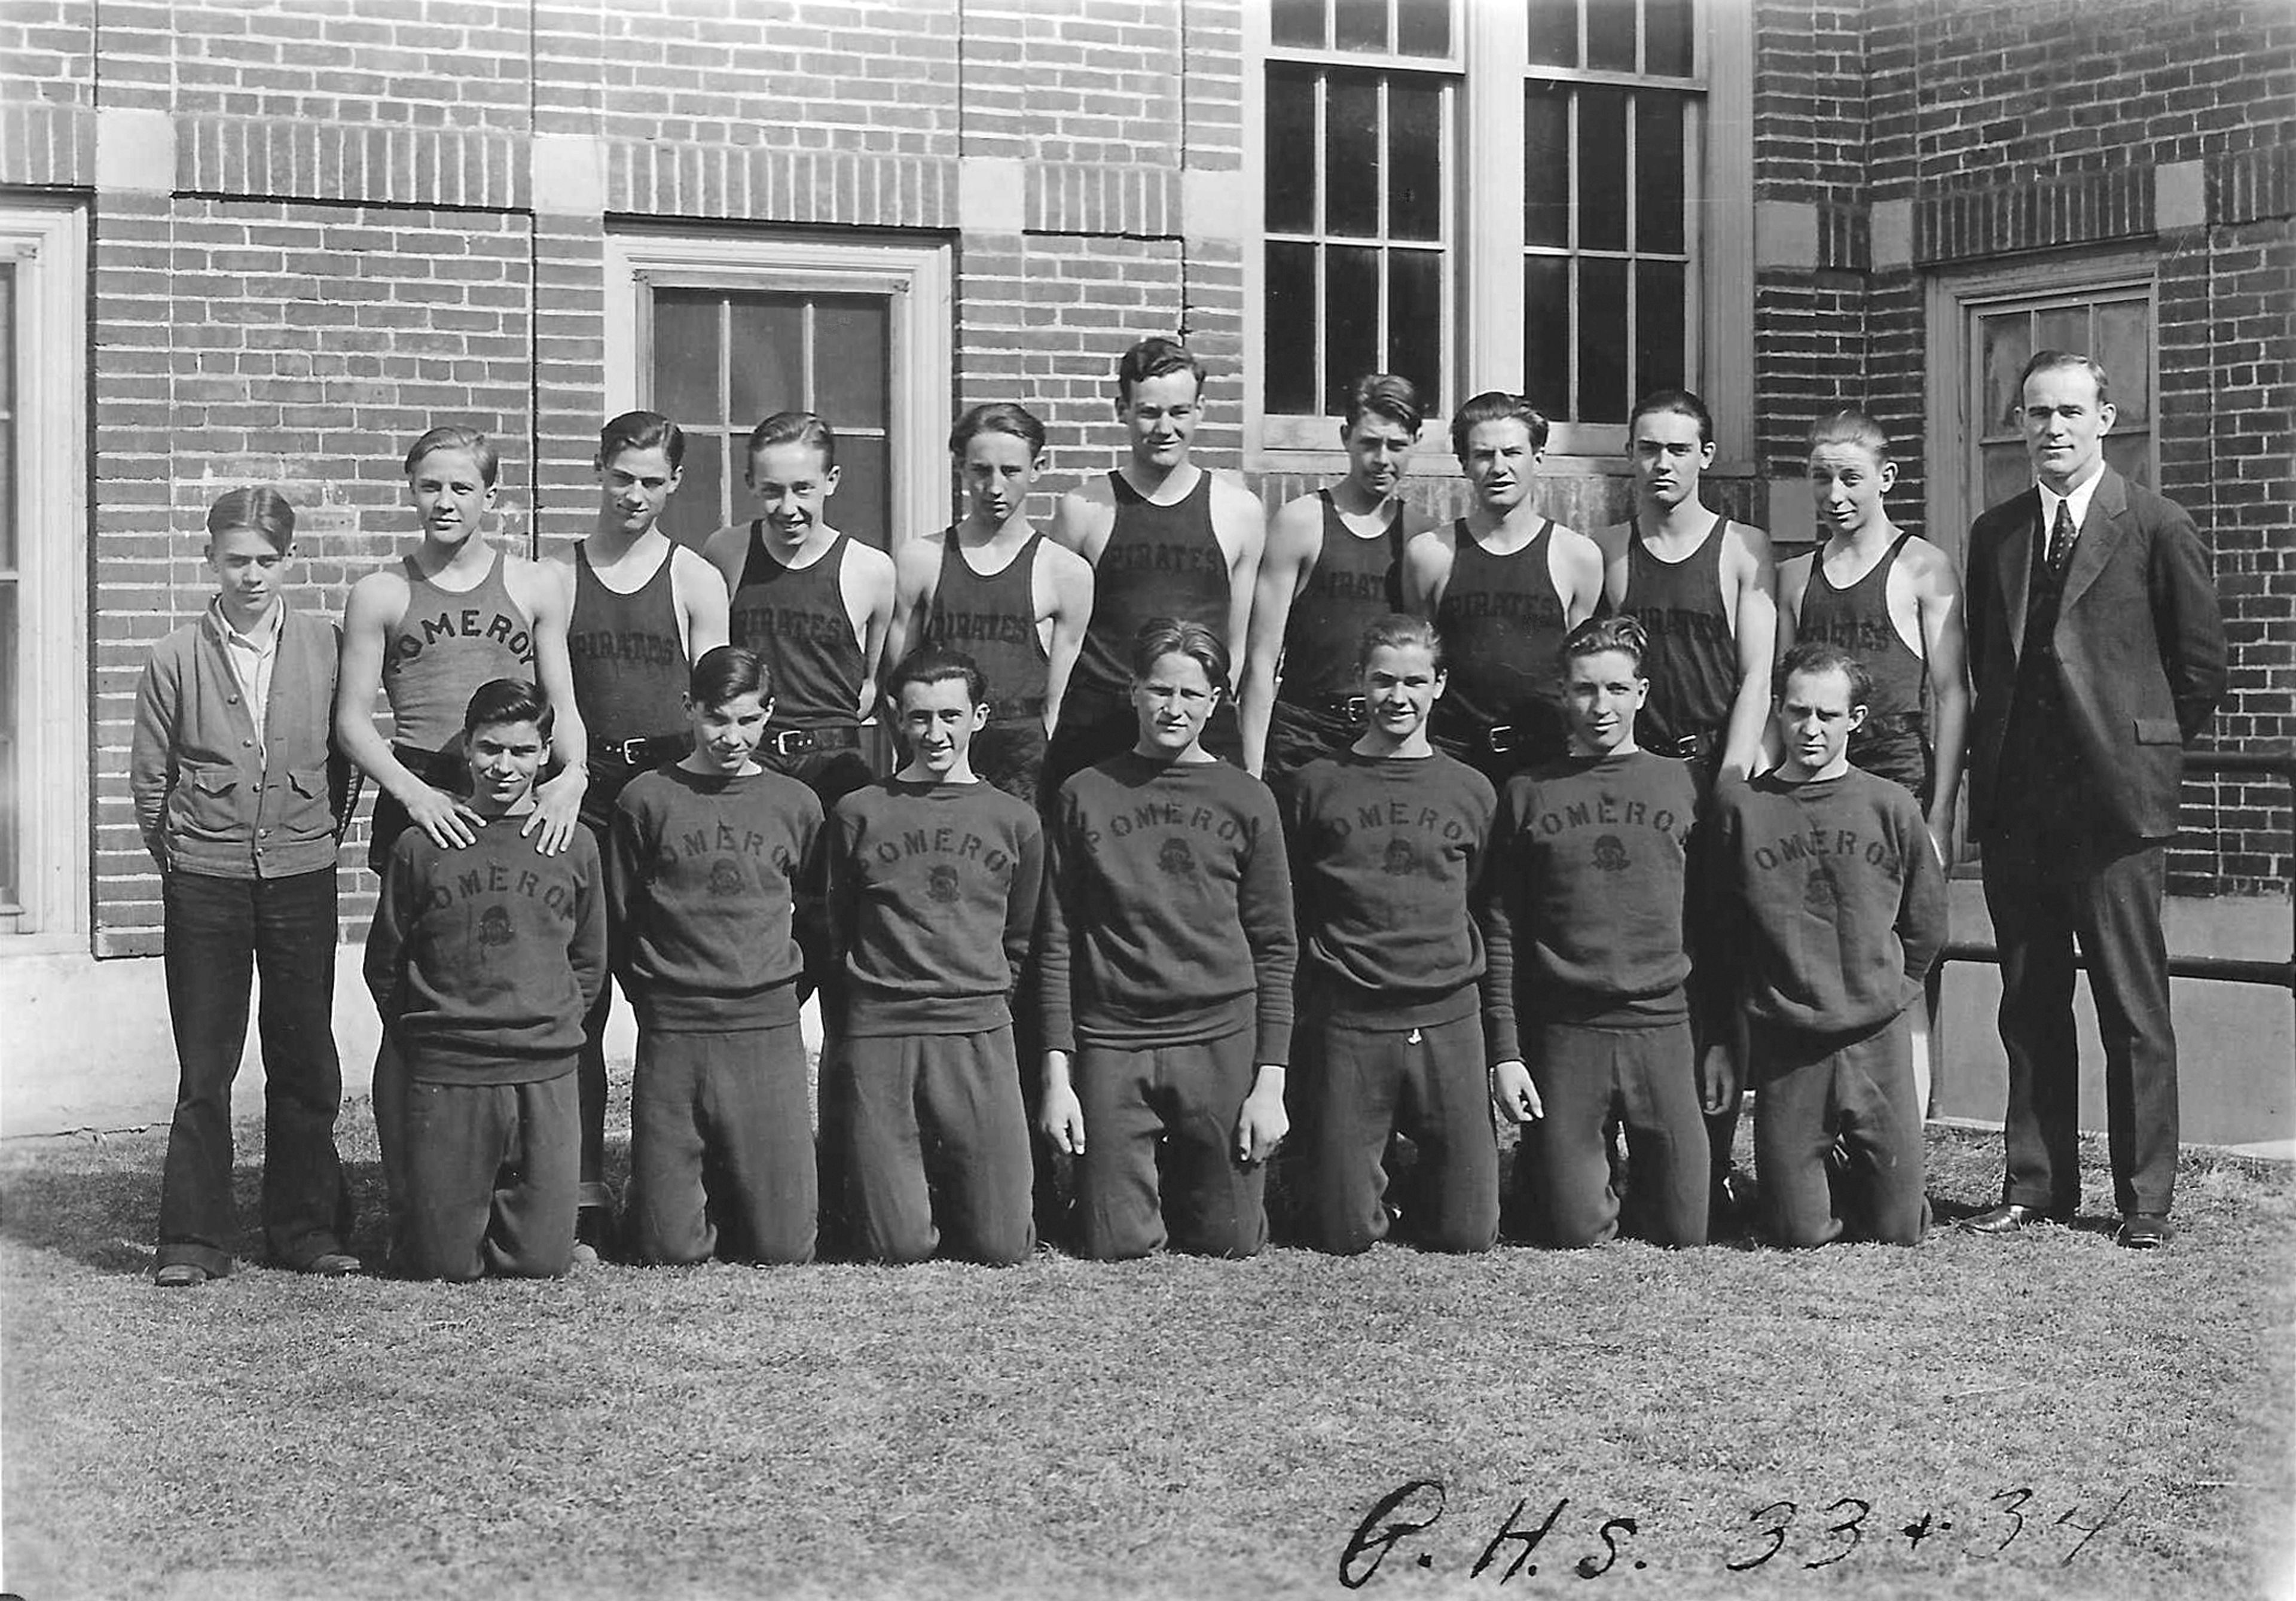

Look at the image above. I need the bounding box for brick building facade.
[0,0,2287,1131]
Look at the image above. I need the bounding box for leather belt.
[591,732,690,767]
[772,724,866,757]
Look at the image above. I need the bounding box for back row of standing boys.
[130,333,2215,1284]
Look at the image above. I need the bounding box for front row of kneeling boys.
[360,606,1943,1280]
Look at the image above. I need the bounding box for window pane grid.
[1971,289,2156,495]
[1274,0,1458,63]
[1527,0,1702,83]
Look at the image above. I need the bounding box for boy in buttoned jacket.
[130,487,361,1285]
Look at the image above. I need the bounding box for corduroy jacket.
[130,597,356,879]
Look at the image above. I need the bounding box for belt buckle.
[1671,734,1703,760]
[773,728,818,757]
[1485,723,1515,755]
[610,737,652,766]
[1339,696,1369,726]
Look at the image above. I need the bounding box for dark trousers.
[1751,1014,1926,1247]
[627,1024,817,1265]
[1074,1028,1266,1260]
[1043,690,1242,803]
[832,1026,1036,1266]
[401,1069,579,1282]
[1308,1011,1498,1255]
[1517,1020,1708,1248]
[158,867,350,1276]
[1983,821,2178,1216]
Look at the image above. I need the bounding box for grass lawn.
[3,1093,2292,1601]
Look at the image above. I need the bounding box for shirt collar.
[215,596,284,651]
[2037,462,2105,535]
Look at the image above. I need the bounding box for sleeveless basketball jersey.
[381,549,535,754]
[729,526,865,727]
[1277,490,1406,705]
[1621,514,1738,751]
[569,544,688,739]
[1796,533,1925,722]
[922,527,1049,712]
[1069,471,1229,702]
[1434,518,1567,731]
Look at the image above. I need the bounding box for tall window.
[1255,0,1735,461]
[1263,0,1455,430]
[602,232,951,554]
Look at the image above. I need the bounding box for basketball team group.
[129,332,2227,1285]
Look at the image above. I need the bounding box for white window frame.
[1,201,88,949]
[1923,248,2161,568]
[602,228,953,550]
[1244,0,1754,475]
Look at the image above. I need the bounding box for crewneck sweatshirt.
[829,776,1044,1038]
[1705,768,1947,1037]
[1040,753,1296,1060]
[605,765,824,1032]
[1284,749,1495,1027]
[1480,749,1699,1054]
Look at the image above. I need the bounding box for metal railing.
[1941,748,2296,993]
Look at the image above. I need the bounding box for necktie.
[2047,499,2075,574]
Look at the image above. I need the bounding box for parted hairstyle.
[1355,613,1445,675]
[207,487,297,554]
[887,646,988,708]
[1449,391,1549,459]
[1559,614,1650,675]
[2017,349,2113,407]
[1808,408,1892,462]
[948,401,1048,460]
[1131,617,1231,696]
[1345,374,1425,438]
[689,644,771,709]
[1116,336,1207,404]
[747,410,838,470]
[1775,639,1873,711]
[404,425,501,487]
[463,677,553,739]
[600,410,687,471]
[1628,388,1716,447]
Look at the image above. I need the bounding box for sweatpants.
[832,1026,1036,1266]
[1074,1027,1266,1260]
[1751,1013,1928,1247]
[401,1068,579,1283]
[626,1023,816,1265]
[1308,1010,1498,1255]
[1517,1020,1709,1248]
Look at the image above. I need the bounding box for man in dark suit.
[1961,350,2226,1249]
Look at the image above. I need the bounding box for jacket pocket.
[2133,717,2182,745]
[170,762,242,836]
[281,764,337,841]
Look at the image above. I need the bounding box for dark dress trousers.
[1964,467,2225,1218]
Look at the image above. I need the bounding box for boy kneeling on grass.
[1706,641,1947,1246]
[825,648,1044,1266]
[606,646,826,1267]
[364,679,606,1282]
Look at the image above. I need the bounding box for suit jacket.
[1965,467,2226,841]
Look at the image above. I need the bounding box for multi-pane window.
[1523,0,1699,423]
[1264,0,1455,425]
[0,260,17,914]
[646,288,894,550]
[1972,287,2155,510]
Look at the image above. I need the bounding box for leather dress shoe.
[2115,1213,2174,1250]
[301,1252,363,1277]
[1961,1202,2068,1234]
[154,1263,213,1288]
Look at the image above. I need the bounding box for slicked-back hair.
[747,410,838,470]
[1355,612,1445,675]
[2017,349,2112,407]
[689,644,771,709]
[1450,391,1549,459]
[1808,408,1892,462]
[599,410,687,470]
[1628,388,1715,447]
[1559,614,1650,675]
[1115,336,1207,404]
[887,646,988,709]
[404,425,501,487]
[948,401,1048,460]
[1775,639,1873,711]
[207,487,297,554]
[1130,616,1231,695]
[463,676,553,739]
[1345,373,1425,438]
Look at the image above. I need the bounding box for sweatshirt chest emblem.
[1156,836,1197,877]
[927,864,961,904]
[474,904,513,959]
[707,858,746,897]
[1804,865,1838,915]
[1381,837,1418,877]
[1592,834,1630,873]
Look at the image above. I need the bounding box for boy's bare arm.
[516,559,590,855]
[672,544,731,663]
[1039,543,1094,739]
[1237,495,1319,777]
[1912,542,1970,865]
[1720,523,1779,779]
